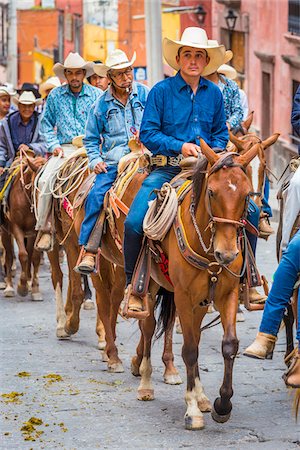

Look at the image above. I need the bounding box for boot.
[36,232,52,251]
[74,252,96,274]
[122,284,150,320]
[259,214,274,240]
[283,352,300,388]
[244,332,277,359]
[249,287,267,304]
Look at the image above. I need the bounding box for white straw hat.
[217,64,237,80]
[93,49,136,78]
[162,27,225,76]
[53,52,94,80]
[12,91,43,107]
[39,76,61,98]
[0,84,16,97]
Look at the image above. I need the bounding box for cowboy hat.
[17,82,41,98]
[12,91,43,107]
[208,40,233,64]
[39,76,61,98]
[0,84,16,97]
[93,49,136,78]
[53,52,94,80]
[217,64,237,80]
[162,27,225,76]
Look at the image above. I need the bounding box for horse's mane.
[192,154,237,209]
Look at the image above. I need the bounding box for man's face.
[176,47,209,78]
[109,67,133,90]
[89,74,109,91]
[18,103,35,121]
[65,68,85,89]
[0,95,11,116]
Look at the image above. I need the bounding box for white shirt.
[239,89,249,120]
[281,165,300,252]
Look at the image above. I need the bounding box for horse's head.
[199,138,274,265]
[230,111,254,137]
[26,155,47,173]
[228,131,280,207]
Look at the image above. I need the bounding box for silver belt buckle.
[169,155,183,166]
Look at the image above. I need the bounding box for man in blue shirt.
[123,27,229,316]
[75,49,149,274]
[36,52,100,251]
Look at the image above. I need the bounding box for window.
[288,0,300,35]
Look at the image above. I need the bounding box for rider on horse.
[244,165,300,388]
[36,52,100,251]
[75,49,149,274]
[122,27,232,315]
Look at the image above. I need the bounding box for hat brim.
[12,96,43,107]
[224,50,233,64]
[93,52,136,78]
[217,64,237,80]
[53,62,94,80]
[162,38,225,77]
[39,83,59,98]
[0,89,16,97]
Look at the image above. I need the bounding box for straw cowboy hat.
[162,27,225,76]
[93,49,136,78]
[0,84,16,97]
[12,91,43,107]
[53,52,94,80]
[217,64,237,80]
[208,40,233,64]
[39,76,61,98]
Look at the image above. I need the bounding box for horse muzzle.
[214,249,239,266]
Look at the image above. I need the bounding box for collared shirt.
[218,75,243,129]
[9,112,37,151]
[84,81,149,170]
[140,72,229,156]
[40,83,100,153]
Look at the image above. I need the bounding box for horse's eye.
[208,189,214,198]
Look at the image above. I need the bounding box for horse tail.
[155,287,176,340]
[293,388,300,421]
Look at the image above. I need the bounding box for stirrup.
[122,285,150,320]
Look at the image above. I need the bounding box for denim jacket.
[84,82,149,170]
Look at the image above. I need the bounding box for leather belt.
[150,154,183,168]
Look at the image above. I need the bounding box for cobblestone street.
[0,225,299,450]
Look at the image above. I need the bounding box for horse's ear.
[237,143,260,168]
[199,139,219,165]
[242,111,254,131]
[262,133,280,149]
[228,131,245,153]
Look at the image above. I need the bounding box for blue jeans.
[246,199,259,254]
[260,230,300,347]
[79,165,118,246]
[124,166,260,285]
[261,177,272,217]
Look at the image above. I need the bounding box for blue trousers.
[260,230,300,347]
[124,166,260,286]
[261,177,272,217]
[79,165,118,246]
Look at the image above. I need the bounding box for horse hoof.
[211,407,231,423]
[198,398,212,413]
[31,292,43,302]
[102,351,109,362]
[184,414,205,430]
[164,373,182,385]
[108,362,124,373]
[56,328,71,339]
[137,389,154,401]
[131,358,140,377]
[83,299,95,310]
[0,281,6,290]
[17,284,28,297]
[4,286,15,297]
[98,340,106,350]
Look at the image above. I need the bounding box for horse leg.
[2,230,15,297]
[64,248,85,335]
[48,243,69,339]
[96,313,106,350]
[177,298,205,430]
[137,295,156,401]
[0,234,6,289]
[212,291,239,423]
[162,314,182,385]
[131,328,144,377]
[82,275,95,310]
[31,246,43,301]
[12,225,29,297]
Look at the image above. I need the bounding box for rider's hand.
[53,147,64,157]
[181,143,202,158]
[18,144,30,152]
[0,167,5,176]
[94,161,108,174]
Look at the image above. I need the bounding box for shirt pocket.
[199,107,214,133]
[105,108,120,134]
[131,100,144,128]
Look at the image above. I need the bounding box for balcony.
[215,0,241,7]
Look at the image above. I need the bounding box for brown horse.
[1,153,45,300]
[94,134,278,430]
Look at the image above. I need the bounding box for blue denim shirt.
[140,72,229,156]
[84,82,149,170]
[10,112,36,151]
[41,83,100,153]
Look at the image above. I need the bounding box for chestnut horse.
[1,153,45,300]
